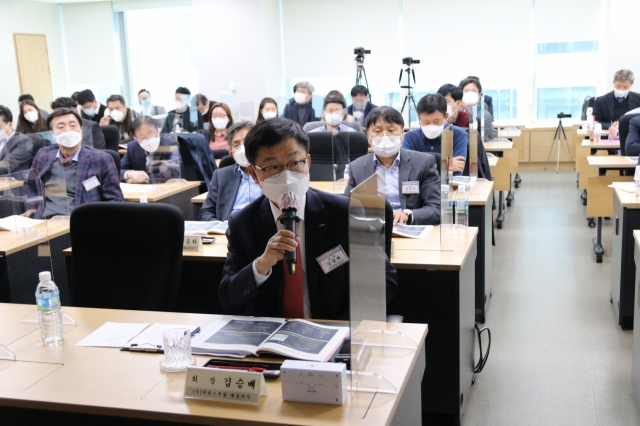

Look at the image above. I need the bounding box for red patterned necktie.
[282,244,304,318]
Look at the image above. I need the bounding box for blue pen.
[190,327,201,337]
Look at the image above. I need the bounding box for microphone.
[278,191,300,275]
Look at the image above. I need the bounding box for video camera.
[402,57,420,66]
[557,112,572,119]
[354,47,371,63]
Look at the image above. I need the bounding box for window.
[536,86,595,119]
[538,41,598,54]
[483,89,518,121]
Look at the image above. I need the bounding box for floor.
[462,165,640,426]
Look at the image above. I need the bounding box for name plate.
[184,366,267,405]
[183,235,202,251]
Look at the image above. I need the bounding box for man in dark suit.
[51,97,106,149]
[161,87,204,134]
[346,106,440,225]
[0,105,33,175]
[282,81,316,126]
[77,89,107,124]
[347,85,378,127]
[199,121,261,221]
[120,116,181,184]
[624,115,640,157]
[219,118,397,319]
[22,108,123,219]
[594,69,640,138]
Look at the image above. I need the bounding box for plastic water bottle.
[455,185,469,230]
[635,166,640,198]
[594,122,602,143]
[343,164,350,182]
[440,184,454,229]
[35,271,64,344]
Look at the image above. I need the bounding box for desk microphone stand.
[545,117,573,173]
[399,65,418,128]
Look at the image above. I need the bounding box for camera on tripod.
[354,47,370,63]
[402,57,420,66]
[557,112,572,119]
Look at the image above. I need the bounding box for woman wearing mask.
[17,100,47,134]
[207,102,234,159]
[344,106,441,225]
[256,98,278,123]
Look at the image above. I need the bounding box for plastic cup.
[160,328,195,373]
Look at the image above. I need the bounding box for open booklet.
[185,220,229,235]
[0,215,44,231]
[190,317,349,362]
[392,224,433,239]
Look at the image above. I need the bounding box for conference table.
[586,156,636,262]
[121,180,201,220]
[0,303,427,426]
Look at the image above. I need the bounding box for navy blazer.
[345,149,441,225]
[199,166,241,221]
[0,132,33,175]
[347,102,378,124]
[626,115,640,157]
[283,100,316,126]
[219,188,398,319]
[594,91,640,130]
[120,134,181,183]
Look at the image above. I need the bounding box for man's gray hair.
[227,120,254,148]
[614,69,635,83]
[296,81,315,94]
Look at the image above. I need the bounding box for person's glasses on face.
[211,112,227,119]
[254,158,308,178]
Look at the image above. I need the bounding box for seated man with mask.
[347,85,377,127]
[23,108,123,219]
[51,97,106,149]
[402,94,468,174]
[99,95,138,142]
[120,116,181,184]
[345,106,440,225]
[219,118,397,319]
[199,121,262,221]
[309,97,356,133]
[437,84,469,128]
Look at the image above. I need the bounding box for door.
[13,34,53,110]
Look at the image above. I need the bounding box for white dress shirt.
[252,194,311,318]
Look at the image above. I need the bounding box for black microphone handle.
[281,208,298,274]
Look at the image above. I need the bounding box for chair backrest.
[69,203,184,311]
[101,125,120,152]
[620,113,640,156]
[307,132,370,181]
[100,149,121,177]
[431,152,441,175]
[26,133,48,162]
[384,199,393,259]
[218,155,236,169]
[303,121,364,133]
[177,135,203,182]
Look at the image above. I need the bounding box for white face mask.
[614,88,630,98]
[262,111,277,120]
[422,124,445,139]
[233,145,250,167]
[175,101,188,112]
[462,91,479,107]
[294,92,308,104]
[110,109,125,122]
[352,100,367,110]
[259,170,310,206]
[446,105,452,116]
[139,135,160,152]
[24,111,39,123]
[325,112,343,127]
[212,117,229,130]
[371,135,401,158]
[54,131,82,148]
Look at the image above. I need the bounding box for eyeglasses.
[253,158,308,177]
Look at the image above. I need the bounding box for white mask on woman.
[24,111,39,123]
[212,117,229,130]
[262,111,277,120]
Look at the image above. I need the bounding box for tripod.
[355,59,371,102]
[544,118,573,173]
[399,65,417,128]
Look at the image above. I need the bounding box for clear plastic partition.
[347,174,417,396]
[331,129,350,192]
[187,95,199,130]
[235,102,254,123]
[147,134,182,185]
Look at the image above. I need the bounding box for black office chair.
[308,132,370,181]
[218,155,235,169]
[431,152,441,175]
[101,125,120,152]
[100,149,121,177]
[26,133,48,165]
[69,203,184,311]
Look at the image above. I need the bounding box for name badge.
[402,181,420,194]
[184,366,267,405]
[183,235,202,251]
[82,176,100,191]
[316,245,349,274]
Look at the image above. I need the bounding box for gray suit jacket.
[82,119,106,149]
[199,165,242,221]
[0,132,33,175]
[345,149,441,225]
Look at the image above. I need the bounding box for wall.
[0,0,67,116]
[607,0,640,92]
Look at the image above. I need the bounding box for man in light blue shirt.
[199,121,261,221]
[374,152,401,211]
[309,96,356,134]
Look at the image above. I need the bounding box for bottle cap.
[441,184,449,192]
[39,271,51,281]
[458,185,467,193]
[140,195,148,203]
